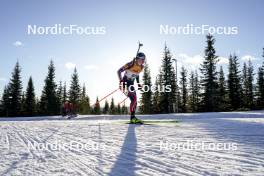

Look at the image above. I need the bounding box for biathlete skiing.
[117,51,145,124]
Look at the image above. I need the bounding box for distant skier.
[69,102,74,115]
[117,52,145,124]
[63,101,76,119]
[63,101,70,117]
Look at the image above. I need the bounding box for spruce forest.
[1,34,264,117]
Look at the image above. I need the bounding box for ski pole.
[93,88,120,106]
[118,96,129,105]
[117,89,140,105]
[118,90,129,105]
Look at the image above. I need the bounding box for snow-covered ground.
[0,111,264,176]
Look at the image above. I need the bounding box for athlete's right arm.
[117,61,133,81]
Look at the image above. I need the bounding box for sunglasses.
[137,57,145,61]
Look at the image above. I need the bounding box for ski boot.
[130,112,143,124]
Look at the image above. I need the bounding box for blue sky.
[0,0,264,104]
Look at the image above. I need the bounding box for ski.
[67,114,77,119]
[125,122,150,125]
[142,120,179,124]
[117,120,179,125]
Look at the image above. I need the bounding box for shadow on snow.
[109,124,138,176]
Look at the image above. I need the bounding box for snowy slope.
[0,111,264,176]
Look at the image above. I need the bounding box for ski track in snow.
[0,111,264,176]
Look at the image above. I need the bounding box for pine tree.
[7,62,23,116]
[57,81,63,105]
[0,99,2,116]
[121,103,128,114]
[20,92,26,116]
[62,82,67,103]
[117,104,121,114]
[39,60,58,115]
[93,97,101,114]
[2,85,11,116]
[242,61,254,109]
[56,81,63,114]
[35,97,40,114]
[140,62,152,114]
[228,54,242,110]
[24,76,36,116]
[247,60,254,109]
[189,71,200,112]
[68,68,81,113]
[79,84,90,114]
[200,34,219,112]
[103,100,109,114]
[256,48,264,109]
[179,66,188,112]
[152,73,162,113]
[217,66,229,111]
[110,97,116,114]
[242,62,248,103]
[159,44,177,113]
[0,98,2,116]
